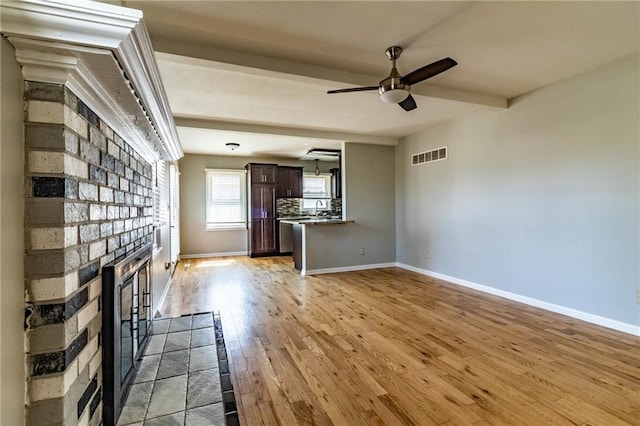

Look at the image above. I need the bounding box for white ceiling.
[122,1,640,158]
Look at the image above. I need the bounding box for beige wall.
[0,37,26,426]
[396,54,640,328]
[304,143,396,272]
[179,153,338,257]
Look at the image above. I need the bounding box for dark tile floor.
[117,313,237,425]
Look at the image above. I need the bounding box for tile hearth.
[117,312,238,426]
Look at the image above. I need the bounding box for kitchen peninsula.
[280,217,355,274]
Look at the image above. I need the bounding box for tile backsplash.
[276,198,301,216]
[277,198,342,217]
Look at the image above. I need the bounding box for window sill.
[206,226,247,232]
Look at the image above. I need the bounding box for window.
[205,169,246,230]
[302,173,331,211]
[153,161,168,225]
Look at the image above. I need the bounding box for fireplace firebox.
[102,243,153,426]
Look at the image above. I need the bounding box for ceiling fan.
[327,46,457,111]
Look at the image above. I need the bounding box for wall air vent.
[412,146,447,166]
[307,148,341,156]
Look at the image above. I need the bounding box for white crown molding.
[1,0,183,162]
[0,0,141,48]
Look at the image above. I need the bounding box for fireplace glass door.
[120,276,134,384]
[102,243,153,426]
[137,262,150,347]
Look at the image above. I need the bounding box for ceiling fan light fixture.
[327,46,457,112]
[379,88,410,104]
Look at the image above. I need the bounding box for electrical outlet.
[636,289,640,305]
[425,250,430,259]
[360,248,365,255]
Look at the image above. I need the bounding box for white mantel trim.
[12,39,160,163]
[1,0,183,161]
[0,0,141,48]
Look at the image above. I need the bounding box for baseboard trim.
[180,251,247,259]
[155,275,172,318]
[396,263,639,336]
[303,262,397,277]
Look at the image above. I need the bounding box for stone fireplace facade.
[24,81,154,425]
[2,3,182,424]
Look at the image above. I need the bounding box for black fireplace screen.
[102,243,153,426]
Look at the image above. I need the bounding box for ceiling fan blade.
[327,86,379,94]
[398,94,417,111]
[402,57,457,86]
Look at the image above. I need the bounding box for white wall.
[0,37,26,425]
[179,153,338,257]
[396,54,639,329]
[305,143,396,272]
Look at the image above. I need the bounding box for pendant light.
[314,159,320,176]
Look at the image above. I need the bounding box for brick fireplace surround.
[2,3,182,425]
[24,81,155,425]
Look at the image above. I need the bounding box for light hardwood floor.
[159,256,639,425]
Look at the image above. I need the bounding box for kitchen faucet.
[315,199,323,216]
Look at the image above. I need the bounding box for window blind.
[206,169,246,230]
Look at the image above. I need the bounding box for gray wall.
[179,153,338,256]
[396,54,639,327]
[0,37,26,426]
[305,143,396,271]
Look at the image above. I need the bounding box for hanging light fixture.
[314,159,320,176]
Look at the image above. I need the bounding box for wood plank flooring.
[159,256,640,425]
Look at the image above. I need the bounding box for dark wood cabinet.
[250,185,276,219]
[276,166,303,198]
[247,163,278,256]
[330,168,342,199]
[250,219,276,254]
[250,163,277,184]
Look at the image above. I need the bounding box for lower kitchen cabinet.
[250,218,276,255]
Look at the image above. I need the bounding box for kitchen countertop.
[279,217,355,225]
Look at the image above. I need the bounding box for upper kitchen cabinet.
[276,166,303,198]
[250,163,277,184]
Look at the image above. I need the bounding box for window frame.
[205,168,247,231]
[301,172,332,212]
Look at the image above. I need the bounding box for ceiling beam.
[174,117,399,146]
[152,37,507,111]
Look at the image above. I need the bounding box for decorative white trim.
[180,251,247,259]
[116,20,183,161]
[13,40,160,162]
[1,0,183,162]
[0,0,141,48]
[303,262,397,277]
[396,263,640,336]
